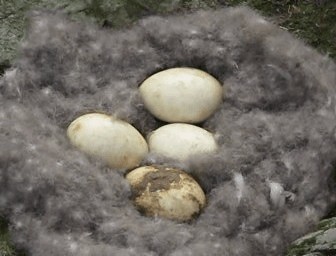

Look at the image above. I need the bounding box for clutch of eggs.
[65,67,223,221]
[126,165,206,222]
[139,67,223,123]
[67,113,148,170]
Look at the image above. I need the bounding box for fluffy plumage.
[1,7,336,256]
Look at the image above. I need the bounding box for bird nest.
[1,6,336,256]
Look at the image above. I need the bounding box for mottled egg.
[126,165,206,221]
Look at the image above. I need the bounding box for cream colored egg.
[126,165,206,221]
[139,67,223,123]
[67,113,148,170]
[148,123,217,162]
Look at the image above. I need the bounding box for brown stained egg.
[139,67,223,123]
[126,165,206,222]
[148,123,218,162]
[67,113,148,170]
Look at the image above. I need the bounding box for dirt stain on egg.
[71,123,81,132]
[131,167,182,197]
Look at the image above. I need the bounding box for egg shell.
[67,113,148,170]
[148,123,218,162]
[139,67,223,123]
[126,165,206,221]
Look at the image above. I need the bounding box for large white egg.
[139,67,223,123]
[148,123,218,161]
[67,113,148,170]
[126,165,206,221]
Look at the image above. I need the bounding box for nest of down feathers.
[1,6,336,256]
